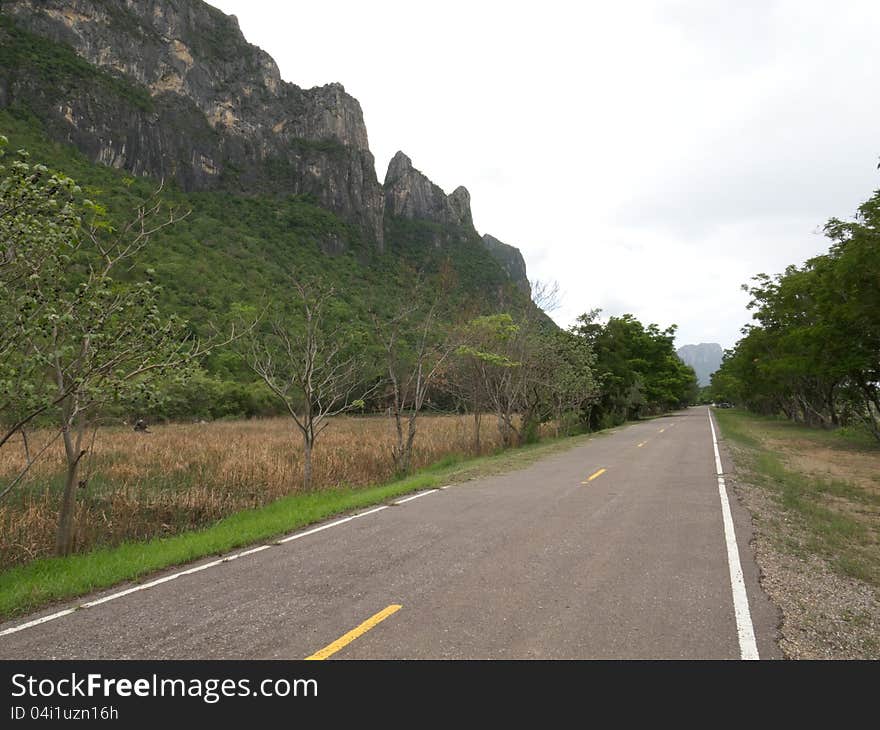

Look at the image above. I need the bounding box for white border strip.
[0,608,77,637]
[393,489,439,505]
[0,494,438,638]
[708,408,759,660]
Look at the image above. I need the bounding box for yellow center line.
[305,604,402,660]
[637,441,647,448]
[658,428,665,433]
[581,467,606,484]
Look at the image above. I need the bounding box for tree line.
[711,175,880,439]
[0,140,697,554]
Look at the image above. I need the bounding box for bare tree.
[372,297,453,474]
[248,277,373,490]
[530,278,563,314]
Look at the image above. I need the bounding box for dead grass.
[779,443,880,497]
[0,414,539,569]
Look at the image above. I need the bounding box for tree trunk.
[392,406,405,473]
[498,411,517,448]
[402,414,417,474]
[473,411,482,455]
[54,391,84,556]
[302,436,313,491]
[55,460,79,556]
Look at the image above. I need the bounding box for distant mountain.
[677,343,723,387]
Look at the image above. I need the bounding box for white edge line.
[277,515,354,544]
[0,608,77,638]
[237,545,271,558]
[393,489,439,505]
[709,407,759,660]
[0,497,402,637]
[353,505,389,519]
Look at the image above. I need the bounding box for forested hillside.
[0,108,522,413]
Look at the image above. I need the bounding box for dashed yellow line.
[658,428,665,433]
[637,441,647,448]
[581,467,606,484]
[305,604,402,660]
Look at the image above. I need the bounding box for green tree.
[0,137,81,452]
[0,143,218,554]
[454,313,525,447]
[716,177,880,437]
[573,311,695,428]
[543,328,599,436]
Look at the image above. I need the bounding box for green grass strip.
[0,432,593,620]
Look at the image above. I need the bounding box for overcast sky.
[211,0,879,349]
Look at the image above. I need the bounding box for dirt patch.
[779,445,880,497]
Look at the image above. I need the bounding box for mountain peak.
[447,185,472,227]
[385,151,413,184]
[677,343,723,386]
[383,152,473,232]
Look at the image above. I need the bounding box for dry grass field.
[0,414,530,569]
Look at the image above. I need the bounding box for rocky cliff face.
[0,0,533,287]
[383,151,475,246]
[677,343,723,387]
[0,0,384,245]
[480,234,529,293]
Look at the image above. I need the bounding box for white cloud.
[210,0,880,349]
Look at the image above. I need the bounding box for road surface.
[0,407,780,659]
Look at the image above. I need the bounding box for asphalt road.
[0,407,780,659]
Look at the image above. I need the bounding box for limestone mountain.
[2,0,381,244]
[677,343,723,387]
[0,0,534,310]
[0,0,541,400]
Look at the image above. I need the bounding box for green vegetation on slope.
[0,14,154,112]
[0,109,532,418]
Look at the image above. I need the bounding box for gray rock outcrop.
[481,234,529,293]
[384,151,473,229]
[0,0,384,245]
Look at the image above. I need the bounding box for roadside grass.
[715,409,880,587]
[0,431,594,621]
